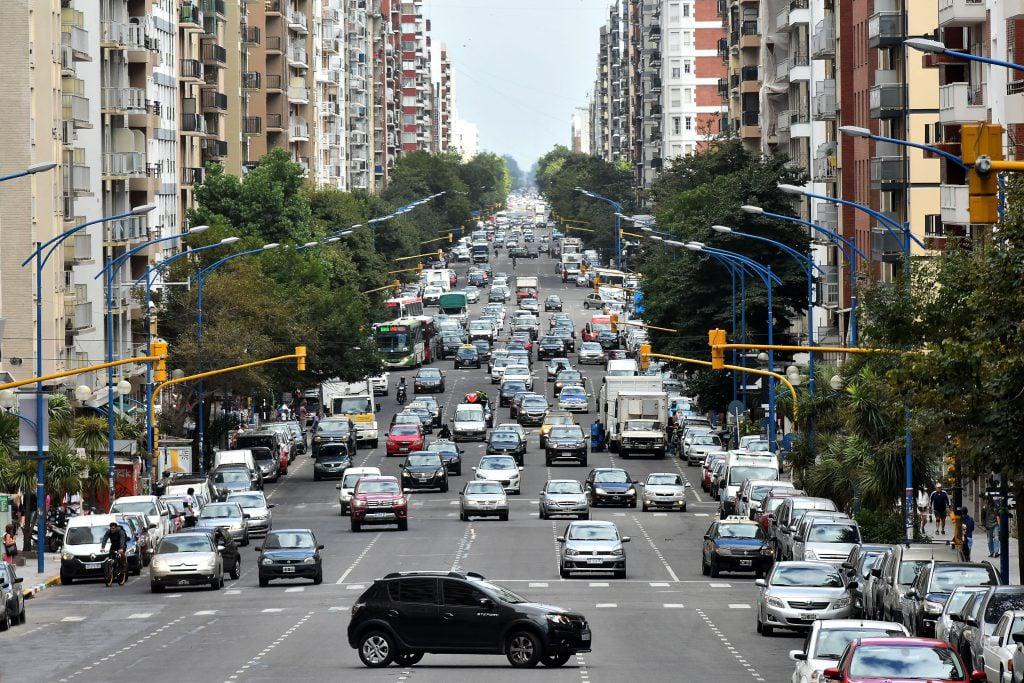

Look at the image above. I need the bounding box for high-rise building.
[572,108,592,154]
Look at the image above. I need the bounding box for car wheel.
[755,612,763,634]
[259,575,269,587]
[642,503,648,512]
[395,651,423,666]
[18,607,26,625]
[351,520,361,532]
[506,630,542,668]
[580,513,589,520]
[211,575,222,590]
[59,571,73,586]
[359,631,397,668]
[499,512,509,521]
[441,481,449,493]
[150,582,163,593]
[560,566,570,579]
[539,509,547,520]
[397,520,408,531]
[230,558,241,580]
[460,512,468,521]
[313,570,323,585]
[371,440,379,449]
[241,533,249,547]
[541,652,571,668]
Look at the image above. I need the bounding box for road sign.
[18,394,49,454]
[634,304,645,314]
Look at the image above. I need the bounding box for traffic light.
[610,314,619,332]
[447,232,453,243]
[639,343,651,371]
[150,340,168,382]
[437,248,443,260]
[961,122,1003,224]
[709,328,727,370]
[295,345,307,371]
[416,263,423,272]
[392,279,400,291]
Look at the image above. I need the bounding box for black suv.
[537,336,565,361]
[401,452,449,492]
[347,571,591,668]
[545,425,588,466]
[486,430,526,465]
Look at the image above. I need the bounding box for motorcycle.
[396,384,407,405]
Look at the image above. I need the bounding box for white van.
[335,466,382,515]
[453,403,487,441]
[60,514,125,584]
[606,359,638,377]
[213,449,257,475]
[109,495,170,542]
[719,454,781,517]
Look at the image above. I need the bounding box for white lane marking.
[649,582,670,587]
[588,582,609,587]
[226,611,314,680]
[695,608,765,682]
[328,606,348,611]
[529,582,549,588]
[346,584,365,590]
[595,603,618,608]
[693,513,710,517]
[59,615,188,681]
[261,608,284,613]
[663,603,685,608]
[225,589,241,595]
[284,587,304,593]
[630,514,680,583]
[728,604,751,609]
[127,613,152,620]
[62,616,86,622]
[450,524,476,572]
[194,610,218,616]
[710,583,732,588]
[336,532,382,584]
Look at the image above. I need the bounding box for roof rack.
[381,570,488,580]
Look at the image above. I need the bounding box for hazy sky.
[424,0,608,171]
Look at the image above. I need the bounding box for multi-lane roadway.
[6,249,797,682]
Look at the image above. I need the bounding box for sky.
[423,0,609,171]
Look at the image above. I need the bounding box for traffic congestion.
[4,194,1017,683]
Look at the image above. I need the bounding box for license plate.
[478,504,494,509]
[282,566,295,573]
[581,633,591,642]
[367,512,393,519]
[800,613,817,621]
[587,558,604,565]
[178,579,190,585]
[85,563,101,570]
[739,560,752,566]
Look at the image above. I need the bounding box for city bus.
[592,268,627,288]
[385,296,424,319]
[374,317,427,368]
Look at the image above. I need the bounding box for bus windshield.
[377,331,410,352]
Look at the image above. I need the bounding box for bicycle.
[104,549,128,587]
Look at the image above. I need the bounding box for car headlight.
[594,487,607,495]
[760,546,774,555]
[62,552,73,561]
[716,547,732,556]
[151,558,166,571]
[261,558,274,565]
[831,597,851,610]
[547,614,573,626]
[610,548,624,556]
[766,597,785,609]
[564,548,578,556]
[402,471,412,478]
[435,469,445,477]
[302,557,316,564]
[625,487,635,496]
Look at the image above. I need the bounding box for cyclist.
[100,521,128,585]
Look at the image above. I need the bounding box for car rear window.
[986,591,1024,624]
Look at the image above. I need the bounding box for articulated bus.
[374,318,427,368]
[385,296,425,319]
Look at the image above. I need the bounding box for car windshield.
[550,426,583,439]
[466,481,503,495]
[66,526,108,545]
[985,592,1024,624]
[110,501,157,515]
[771,565,845,588]
[746,440,770,452]
[264,532,315,549]
[318,421,350,435]
[809,523,860,544]
[931,566,995,592]
[898,560,932,586]
[214,470,250,484]
[647,474,681,486]
[227,493,265,509]
[624,420,659,431]
[391,425,420,436]
[407,454,440,467]
[593,470,629,483]
[490,433,520,445]
[200,504,239,520]
[545,415,573,426]
[717,523,764,540]
[728,467,778,486]
[848,645,963,679]
[417,369,441,379]
[556,371,581,382]
[568,525,618,541]
[157,536,214,553]
[522,397,547,408]
[814,628,906,660]
[479,457,516,470]
[547,481,584,494]
[336,397,371,413]
[428,444,457,455]
[750,484,783,501]
[581,343,601,351]
[694,435,721,446]
[357,481,400,494]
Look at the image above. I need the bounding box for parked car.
[0,561,26,630]
[872,541,962,623]
[843,543,893,617]
[949,585,1024,673]
[903,561,998,636]
[790,516,862,564]
[539,479,590,520]
[558,520,629,579]
[817,637,985,683]
[936,586,988,644]
[788,619,909,683]
[459,480,509,521]
[756,561,857,635]
[981,609,1024,682]
[257,528,324,586]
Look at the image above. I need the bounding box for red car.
[821,637,984,682]
[385,424,424,456]
[756,489,805,531]
[349,476,408,532]
[701,454,726,492]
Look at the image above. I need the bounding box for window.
[685,116,692,131]
[395,578,437,603]
[684,60,692,74]
[683,31,693,46]
[685,88,694,103]
[442,579,485,606]
[672,117,681,135]
[671,66,681,79]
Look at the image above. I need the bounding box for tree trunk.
[20,511,34,555]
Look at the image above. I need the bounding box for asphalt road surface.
[4,249,797,683]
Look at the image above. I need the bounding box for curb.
[23,575,60,599]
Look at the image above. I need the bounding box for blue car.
[701,517,773,578]
[584,468,637,508]
[557,386,589,413]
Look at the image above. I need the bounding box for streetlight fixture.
[838,126,968,170]
[0,161,58,183]
[74,385,93,403]
[905,37,1024,74]
[575,187,624,270]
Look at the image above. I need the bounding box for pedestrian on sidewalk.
[960,507,975,561]
[917,490,931,535]
[3,524,17,563]
[983,497,1000,557]
[930,482,951,535]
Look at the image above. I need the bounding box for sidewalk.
[9,527,62,598]
[963,478,1019,584]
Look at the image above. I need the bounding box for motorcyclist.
[438,423,452,439]
[396,377,408,405]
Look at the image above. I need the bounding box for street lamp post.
[575,187,623,270]
[905,37,1024,74]
[0,162,57,184]
[18,203,155,573]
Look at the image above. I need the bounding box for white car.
[490,357,513,383]
[336,466,381,515]
[985,609,1024,682]
[473,454,522,494]
[502,365,533,390]
[577,342,605,365]
[640,473,689,512]
[109,495,170,545]
[788,619,908,683]
[464,286,480,303]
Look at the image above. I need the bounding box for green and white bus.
[374,317,427,368]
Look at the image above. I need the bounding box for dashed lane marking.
[595,603,618,608]
[224,611,314,682]
[729,604,751,609]
[710,583,732,588]
[261,608,284,613]
[631,514,680,582]
[284,586,304,593]
[127,613,151,619]
[529,582,548,588]
[61,616,85,622]
[336,532,382,584]
[225,589,241,595]
[695,608,765,682]
[194,610,218,616]
[588,582,609,587]
[450,524,476,572]
[57,615,188,681]
[649,582,670,587]
[663,603,685,608]
[346,584,365,590]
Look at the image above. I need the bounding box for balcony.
[243,116,262,135]
[813,80,837,120]
[1007,79,1024,124]
[182,167,205,187]
[105,215,149,244]
[241,71,261,91]
[938,0,985,27]
[869,82,905,118]
[870,146,906,189]
[202,42,227,67]
[871,225,904,263]
[811,17,835,59]
[202,0,226,17]
[288,86,310,103]
[288,9,308,34]
[867,6,902,48]
[741,110,760,139]
[201,90,228,112]
[290,119,310,140]
[61,10,90,61]
[100,21,128,48]
[266,74,283,92]
[242,26,261,46]
[940,184,970,225]
[102,87,146,113]
[202,138,228,160]
[179,58,203,82]
[775,58,791,82]
[813,141,838,182]
[63,162,90,195]
[266,113,284,131]
[266,35,283,54]
[816,264,839,308]
[740,20,760,49]
[815,202,839,233]
[266,0,282,15]
[102,152,146,178]
[181,113,206,135]
[62,93,91,128]
[179,1,204,30]
[777,110,793,136]
[939,82,986,124]
[67,302,93,332]
[63,234,92,265]
[289,47,308,67]
[740,66,760,94]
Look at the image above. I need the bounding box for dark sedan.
[544,295,563,311]
[440,333,465,360]
[517,396,549,426]
[471,338,492,361]
[596,329,620,350]
[551,328,575,353]
[312,417,358,456]
[553,370,585,397]
[499,380,528,407]
[413,367,445,393]
[454,346,481,369]
[313,444,352,481]
[257,529,324,586]
[537,336,566,361]
[585,468,638,508]
[486,430,527,465]
[427,440,463,476]
[701,518,773,578]
[401,451,449,492]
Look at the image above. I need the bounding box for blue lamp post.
[575,187,624,270]
[905,37,1024,74]
[19,202,155,573]
[0,162,57,184]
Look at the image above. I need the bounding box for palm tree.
[44,441,82,504]
[79,456,109,510]
[47,395,74,440]
[0,412,18,459]
[73,415,108,455]
[7,458,39,554]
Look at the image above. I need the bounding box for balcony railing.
[202,138,228,159]
[103,152,146,177]
[816,264,839,307]
[179,1,204,27]
[289,47,308,66]
[242,26,260,45]
[288,86,309,102]
[742,110,759,126]
[62,93,90,127]
[869,82,904,118]
[290,120,310,138]
[61,11,90,59]
[68,302,93,331]
[202,42,227,66]
[242,72,261,90]
[106,215,149,243]
[267,113,283,130]
[102,87,146,113]
[813,142,838,182]
[201,0,226,17]
[940,184,971,225]
[813,80,837,119]
[811,16,835,59]
[288,10,308,32]
[182,167,205,186]
[181,113,206,134]
[815,202,839,233]
[243,116,263,135]
[202,90,228,111]
[870,152,906,188]
[266,35,282,53]
[180,58,203,80]
[266,74,283,90]
[939,82,986,124]
[63,163,90,195]
[868,9,903,48]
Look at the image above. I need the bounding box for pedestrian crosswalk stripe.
[529,582,548,588]
[285,587,304,593]
[194,610,218,616]
[127,613,152,619]
[710,583,731,588]
[62,616,86,622]
[663,603,684,608]
[649,582,670,587]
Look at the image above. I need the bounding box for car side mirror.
[822,668,841,681]
[269,504,277,509]
[789,650,806,662]
[243,514,251,519]
[871,567,881,577]
[254,546,262,551]
[556,536,565,543]
[841,562,854,571]
[317,544,325,550]
[966,617,980,628]
[703,535,711,541]
[621,537,631,543]
[518,466,523,471]
[905,589,917,599]
[217,545,226,551]
[847,580,859,590]
[13,577,23,584]
[950,613,963,623]
[479,597,495,609]
[970,672,988,683]
[754,578,767,588]
[336,485,342,490]
[472,467,477,471]
[741,496,748,502]
[148,524,158,530]
[1013,633,1024,645]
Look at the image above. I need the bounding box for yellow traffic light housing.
[447,232,453,243]
[610,314,619,332]
[709,329,727,369]
[392,279,400,291]
[150,340,168,382]
[295,346,307,371]
[639,343,651,371]
[416,263,424,272]
[437,248,443,260]
[962,123,1003,224]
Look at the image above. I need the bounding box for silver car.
[195,502,250,546]
[682,431,724,466]
[226,491,275,537]
[459,480,509,521]
[756,561,857,635]
[539,479,590,520]
[791,516,861,564]
[558,520,630,579]
[577,342,605,365]
[640,472,689,512]
[149,532,225,592]
[788,619,908,683]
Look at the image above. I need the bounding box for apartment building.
[572,108,592,154]
[436,44,453,152]
[346,0,371,190]
[590,2,633,164]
